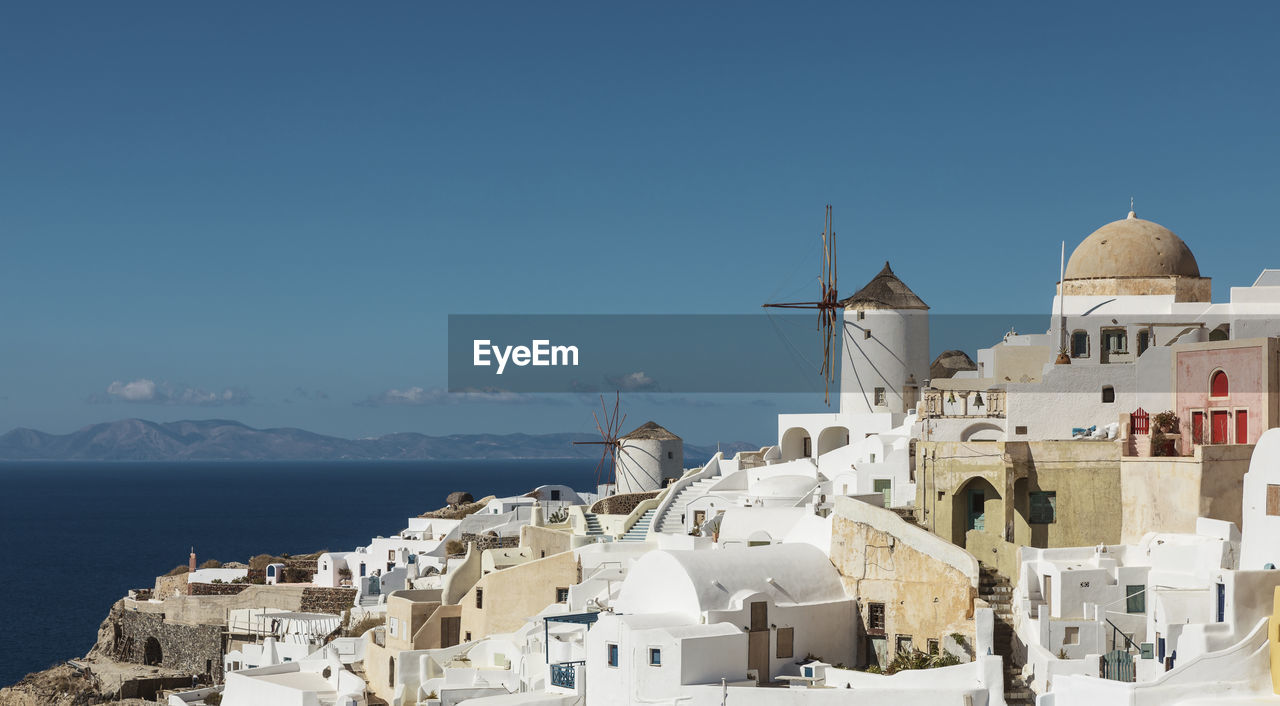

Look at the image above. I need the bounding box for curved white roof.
[614,544,848,622]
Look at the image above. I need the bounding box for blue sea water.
[0,459,599,687]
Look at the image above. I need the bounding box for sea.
[0,459,599,687]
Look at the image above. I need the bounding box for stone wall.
[589,491,659,516]
[188,582,251,597]
[153,574,189,599]
[112,607,225,681]
[299,587,358,614]
[460,533,520,551]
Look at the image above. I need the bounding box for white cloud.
[94,379,252,406]
[357,386,557,407]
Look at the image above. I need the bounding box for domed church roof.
[1064,210,1200,280]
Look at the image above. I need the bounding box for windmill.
[763,204,842,405]
[573,392,626,491]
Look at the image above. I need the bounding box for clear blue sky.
[2,2,1277,445]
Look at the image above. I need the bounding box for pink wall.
[1174,344,1271,450]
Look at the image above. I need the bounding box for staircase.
[979,566,1034,706]
[359,592,382,609]
[656,478,719,533]
[582,512,603,536]
[619,509,656,542]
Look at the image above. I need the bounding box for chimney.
[189,547,197,572]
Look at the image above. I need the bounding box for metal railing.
[550,661,584,689]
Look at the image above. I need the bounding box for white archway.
[816,426,851,457]
[780,427,812,461]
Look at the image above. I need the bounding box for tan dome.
[1064,211,1200,280]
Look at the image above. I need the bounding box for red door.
[1211,411,1229,444]
[1236,410,1249,444]
[1191,412,1204,445]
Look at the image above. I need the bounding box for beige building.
[830,496,981,667]
[915,440,1124,577]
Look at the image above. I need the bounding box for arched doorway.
[961,422,1004,442]
[780,427,811,461]
[143,637,162,666]
[952,477,1001,547]
[816,426,850,457]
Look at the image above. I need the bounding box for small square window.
[1064,627,1079,645]
[858,310,865,320]
[556,587,570,603]
[867,602,885,633]
[1015,425,1028,435]
[895,634,913,655]
[874,387,886,406]
[475,588,483,609]
[1030,491,1056,524]
[465,631,472,641]
[864,329,873,339]
[607,643,619,667]
[649,648,661,666]
[667,451,673,459]
[927,638,940,654]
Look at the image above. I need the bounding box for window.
[858,310,865,320]
[389,617,398,637]
[874,387,886,406]
[1137,330,1151,355]
[607,643,619,667]
[927,639,940,654]
[1101,386,1115,403]
[1125,585,1146,614]
[550,489,561,501]
[1237,410,1249,444]
[359,564,366,577]
[388,550,395,561]
[556,587,570,603]
[867,602,886,634]
[777,627,794,658]
[1071,330,1089,358]
[864,329,872,339]
[1211,370,1229,398]
[1030,491,1057,524]
[895,634,913,655]
[667,451,673,459]
[475,588,483,609]
[1103,328,1127,353]
[1267,484,1280,517]
[1063,627,1079,645]
[908,440,917,481]
[1015,425,1028,435]
[465,631,472,642]
[648,648,661,666]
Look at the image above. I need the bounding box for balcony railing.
[550,661,584,689]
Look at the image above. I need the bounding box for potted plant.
[1152,410,1179,456]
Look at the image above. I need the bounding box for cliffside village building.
[125,206,1280,705]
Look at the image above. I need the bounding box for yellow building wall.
[916,440,1122,576]
[830,501,978,662]
[460,550,578,641]
[1119,445,1252,543]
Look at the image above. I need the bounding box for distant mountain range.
[0,418,760,463]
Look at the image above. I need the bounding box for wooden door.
[1236,410,1249,444]
[748,630,769,684]
[750,601,767,631]
[692,510,705,530]
[967,489,985,531]
[874,479,892,508]
[1211,410,1229,444]
[441,616,460,647]
[867,636,888,668]
[1191,411,1204,444]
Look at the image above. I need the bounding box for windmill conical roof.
[621,421,681,441]
[840,262,928,310]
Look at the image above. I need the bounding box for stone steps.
[619,509,656,542]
